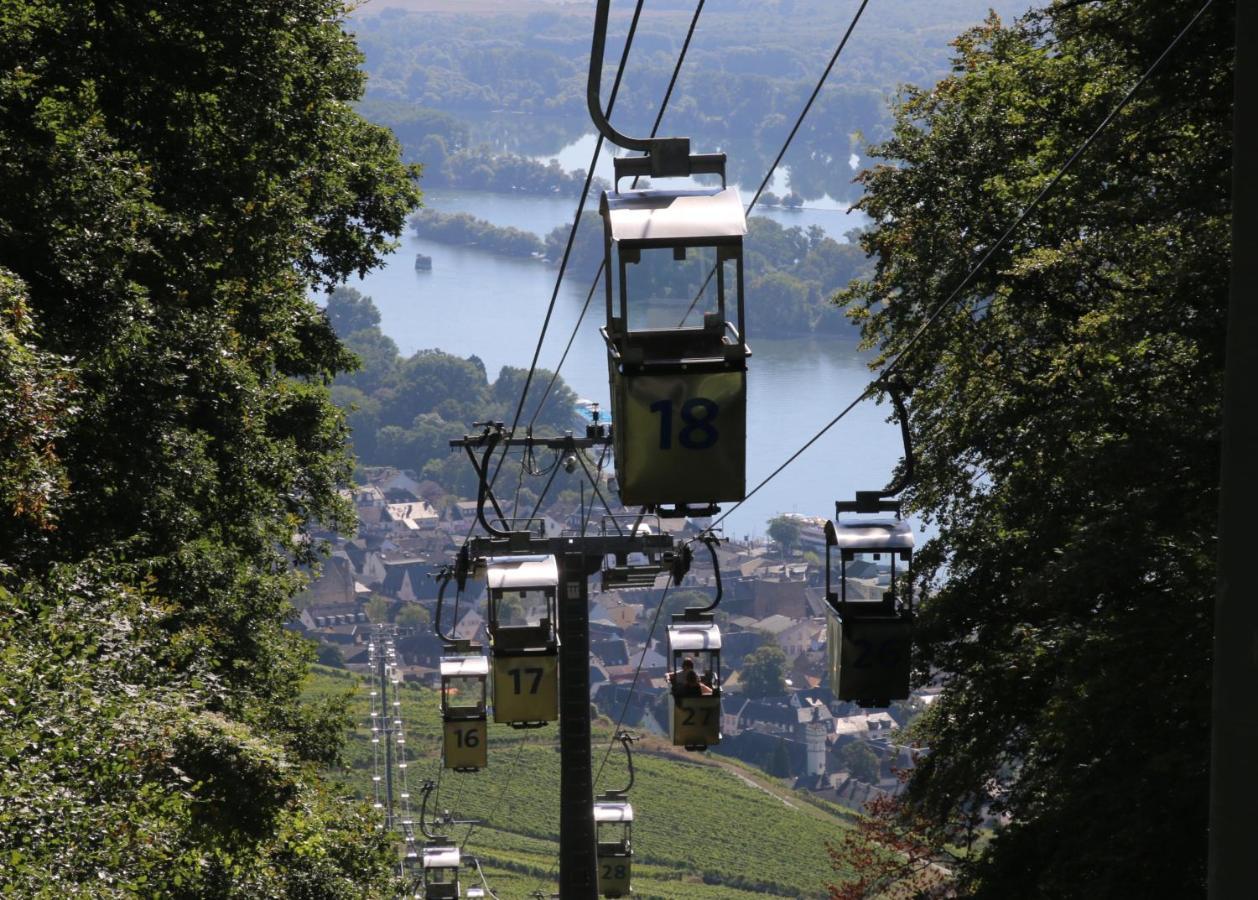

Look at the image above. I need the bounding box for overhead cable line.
[461,735,528,852]
[481,0,649,505]
[527,0,710,428]
[678,0,871,327]
[703,0,1216,536]
[594,579,674,790]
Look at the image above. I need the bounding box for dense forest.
[350,0,1031,199]
[0,1,418,894]
[832,0,1233,896]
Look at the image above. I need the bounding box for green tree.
[0,0,419,892]
[835,1,1231,895]
[397,602,431,628]
[740,644,787,699]
[366,595,393,624]
[768,737,793,778]
[325,285,383,338]
[767,515,802,556]
[839,741,881,785]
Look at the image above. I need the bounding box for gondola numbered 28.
[824,497,916,707]
[421,845,462,900]
[594,797,634,898]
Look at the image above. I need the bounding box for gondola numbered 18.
[824,497,915,707]
[599,180,750,514]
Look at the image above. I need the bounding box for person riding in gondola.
[669,658,711,698]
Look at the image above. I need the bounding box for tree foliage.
[767,515,802,554]
[0,0,420,892]
[323,289,581,496]
[740,644,787,699]
[835,1,1231,896]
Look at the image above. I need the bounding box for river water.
[351,186,905,539]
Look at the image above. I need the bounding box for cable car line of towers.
[411,0,909,894]
[408,0,899,893]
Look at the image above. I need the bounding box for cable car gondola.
[585,13,750,517]
[667,612,722,750]
[434,568,489,770]
[484,555,560,727]
[594,798,634,898]
[823,378,917,707]
[824,501,915,707]
[421,845,462,900]
[594,730,637,898]
[599,183,750,515]
[440,654,489,771]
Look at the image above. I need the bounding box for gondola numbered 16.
[824,496,916,708]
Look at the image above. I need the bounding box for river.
[351,187,907,539]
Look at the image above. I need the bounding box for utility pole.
[1209,1,1256,895]
[451,425,682,898]
[558,549,598,899]
[378,641,396,831]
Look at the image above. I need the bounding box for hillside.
[305,665,858,898]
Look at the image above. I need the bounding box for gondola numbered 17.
[483,554,560,728]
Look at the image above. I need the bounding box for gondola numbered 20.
[598,158,750,516]
[824,494,916,707]
[484,554,560,727]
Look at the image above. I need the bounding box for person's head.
[681,658,694,671]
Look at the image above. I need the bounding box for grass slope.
[305,665,855,898]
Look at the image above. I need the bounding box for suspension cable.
[704,0,1216,535]
[594,579,673,790]
[461,735,528,852]
[527,0,710,428]
[678,0,871,327]
[481,0,649,506]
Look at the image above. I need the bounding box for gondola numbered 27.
[666,612,722,750]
